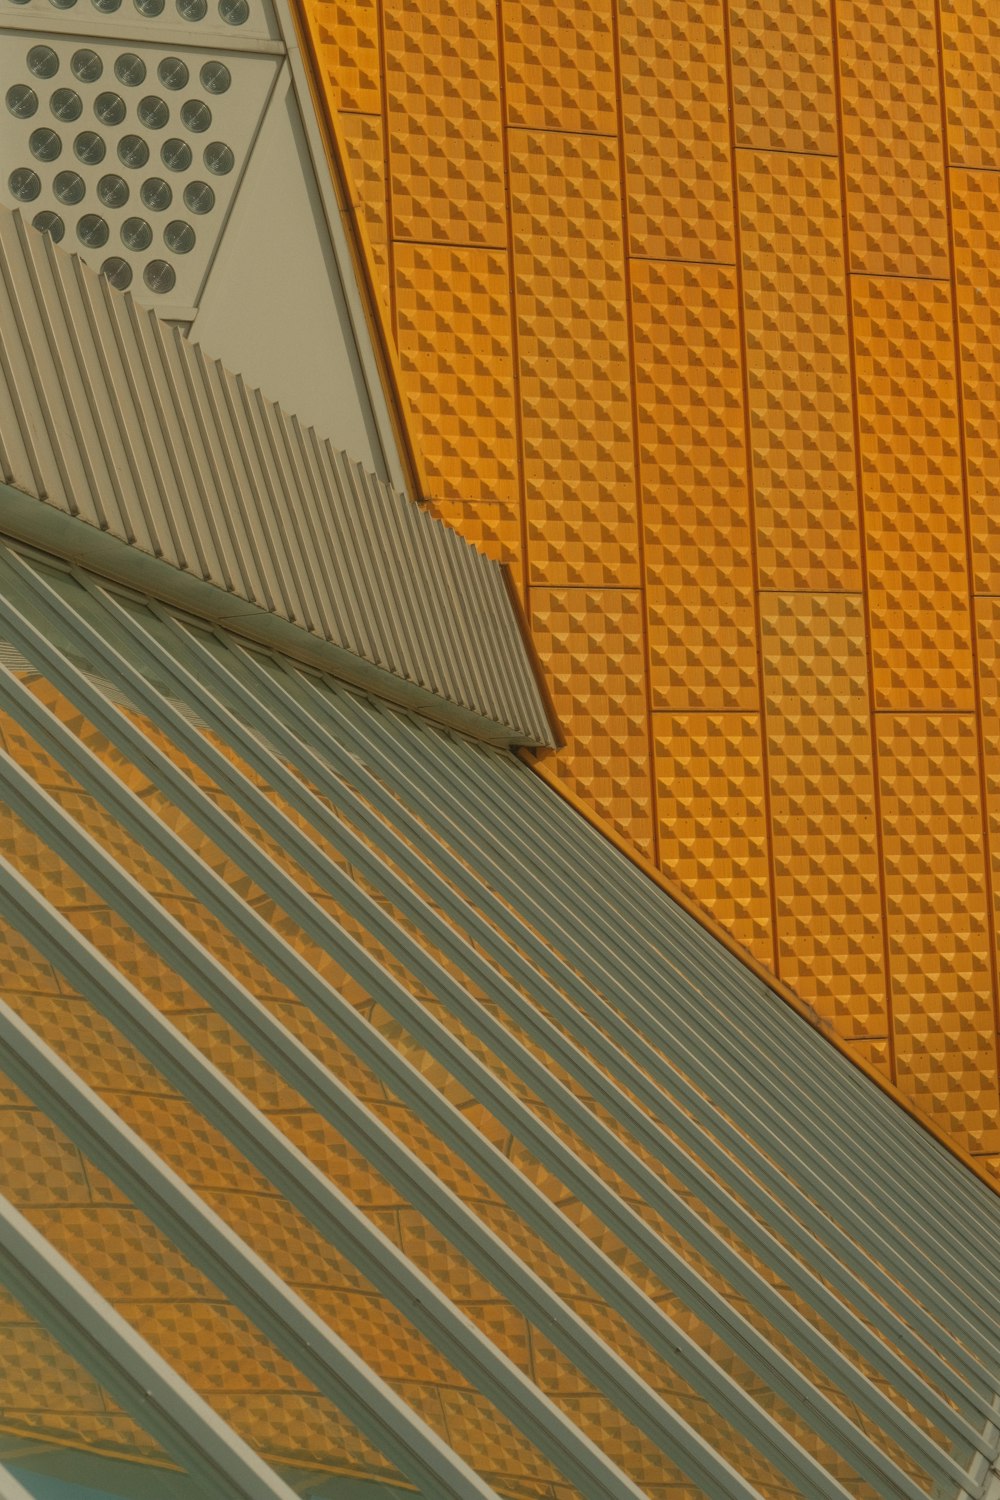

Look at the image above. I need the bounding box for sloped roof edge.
[0,206,557,750]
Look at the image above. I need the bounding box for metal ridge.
[0,205,556,748]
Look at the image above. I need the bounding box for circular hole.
[138,96,169,129]
[158,58,189,92]
[143,259,176,294]
[50,88,83,122]
[8,168,42,203]
[27,46,60,80]
[161,137,192,172]
[94,92,126,125]
[97,172,129,207]
[77,213,109,248]
[219,0,249,23]
[115,54,147,88]
[118,134,150,169]
[7,84,39,119]
[92,0,122,11]
[101,256,133,290]
[50,0,79,10]
[29,127,62,162]
[164,219,195,254]
[32,210,65,241]
[202,140,233,176]
[176,0,207,17]
[53,169,86,204]
[71,48,103,83]
[140,176,172,211]
[182,178,214,214]
[199,60,231,95]
[121,215,152,250]
[135,0,165,12]
[180,98,211,133]
[74,130,106,165]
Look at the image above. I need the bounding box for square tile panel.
[618,0,734,263]
[394,242,520,508]
[729,0,838,155]
[652,711,774,966]
[501,0,617,136]
[337,110,391,311]
[950,167,1000,596]
[631,259,757,711]
[836,0,950,278]
[307,0,382,113]
[737,150,862,592]
[509,130,639,588]
[877,712,999,1155]
[383,0,506,247]
[760,593,885,1034]
[939,0,1000,170]
[530,588,653,855]
[852,275,974,711]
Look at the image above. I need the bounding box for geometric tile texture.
[301,0,1000,1175]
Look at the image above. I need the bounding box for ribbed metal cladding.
[0,205,555,748]
[2,541,1000,1500]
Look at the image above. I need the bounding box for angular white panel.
[1,25,278,312]
[189,66,389,465]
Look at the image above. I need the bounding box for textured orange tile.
[425,497,522,566]
[852,276,974,711]
[737,150,862,592]
[383,0,506,247]
[394,243,520,513]
[501,0,617,136]
[976,599,1000,1005]
[760,593,885,1035]
[729,0,838,155]
[849,1036,892,1076]
[951,167,1000,595]
[531,589,653,856]
[940,0,1000,169]
[652,712,774,966]
[631,260,756,711]
[836,0,950,278]
[618,0,734,264]
[877,714,999,1155]
[509,131,639,588]
[305,0,382,114]
[337,111,391,311]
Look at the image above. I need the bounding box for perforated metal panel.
[1,21,278,311]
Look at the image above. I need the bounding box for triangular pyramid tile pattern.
[303,0,1000,1175]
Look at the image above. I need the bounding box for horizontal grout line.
[391,236,509,254]
[505,122,618,141]
[734,143,838,162]
[628,252,737,269]
[849,268,950,284]
[756,588,865,596]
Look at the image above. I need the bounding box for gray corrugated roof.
[0,536,998,1500]
[0,206,555,749]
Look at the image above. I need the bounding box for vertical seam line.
[611,0,661,870]
[721,0,781,976]
[829,0,899,1084]
[933,0,1000,1062]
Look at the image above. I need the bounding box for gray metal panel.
[0,1193,303,1500]
[3,542,1000,1498]
[0,205,556,747]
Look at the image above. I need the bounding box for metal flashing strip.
[0,1466,34,1500]
[0,207,555,748]
[0,1194,302,1500]
[1,543,1000,1498]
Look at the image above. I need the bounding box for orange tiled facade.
[302,0,1000,1174]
